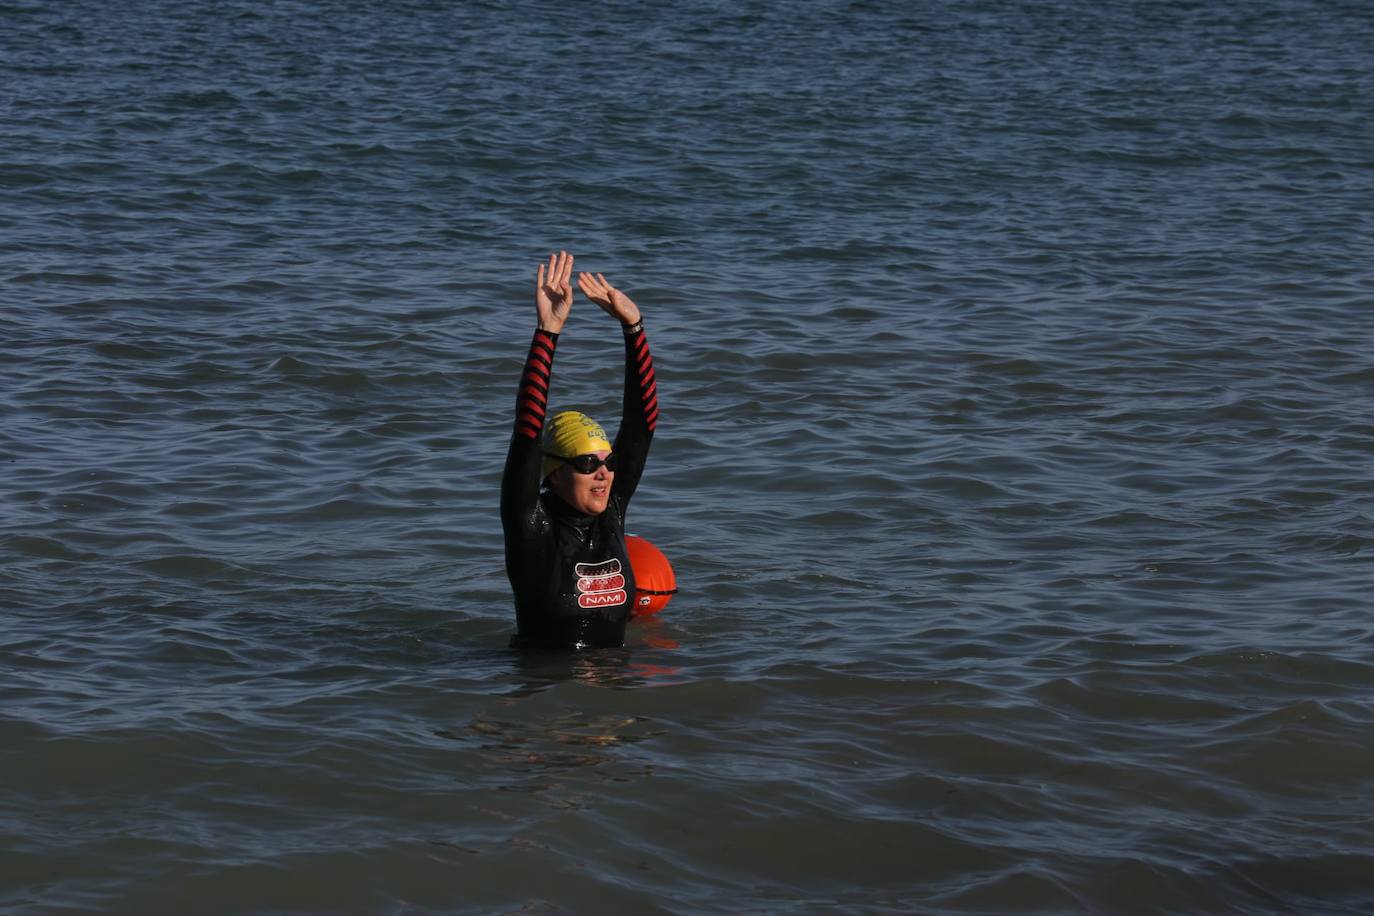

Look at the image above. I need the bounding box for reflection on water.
[504,630,684,696]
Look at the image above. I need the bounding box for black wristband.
[621,319,644,336]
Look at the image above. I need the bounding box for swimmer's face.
[550,450,614,515]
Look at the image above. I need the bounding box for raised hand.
[577,271,641,326]
[536,251,574,333]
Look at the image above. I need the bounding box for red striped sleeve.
[628,328,658,432]
[514,330,557,439]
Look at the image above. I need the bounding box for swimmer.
[500,251,659,649]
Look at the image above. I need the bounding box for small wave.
[9,270,118,285]
[915,474,1011,501]
[160,89,241,109]
[0,162,58,188]
[2,535,94,562]
[135,554,238,579]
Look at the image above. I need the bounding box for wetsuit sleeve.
[611,322,657,510]
[501,329,558,535]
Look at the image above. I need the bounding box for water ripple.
[4,0,1374,912]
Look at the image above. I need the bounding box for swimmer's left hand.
[578,272,641,326]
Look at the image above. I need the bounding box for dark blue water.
[4,0,1374,912]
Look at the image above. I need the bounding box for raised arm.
[501,252,574,534]
[578,271,657,508]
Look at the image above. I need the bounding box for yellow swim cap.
[542,411,612,479]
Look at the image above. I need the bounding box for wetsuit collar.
[543,489,602,524]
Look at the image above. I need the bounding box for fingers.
[547,250,572,289]
[577,271,611,302]
[595,273,618,302]
[541,252,574,289]
[537,261,546,290]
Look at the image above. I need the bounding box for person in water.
[500,251,659,649]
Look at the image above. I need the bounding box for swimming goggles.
[546,452,619,474]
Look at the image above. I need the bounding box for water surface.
[4,0,1374,912]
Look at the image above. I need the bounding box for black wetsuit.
[500,323,658,649]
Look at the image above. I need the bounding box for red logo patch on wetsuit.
[577,573,626,593]
[575,558,628,609]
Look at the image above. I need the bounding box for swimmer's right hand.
[536,251,574,333]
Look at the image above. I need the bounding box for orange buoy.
[625,534,677,616]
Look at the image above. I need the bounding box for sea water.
[4,0,1374,912]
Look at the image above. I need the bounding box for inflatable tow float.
[625,535,676,616]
